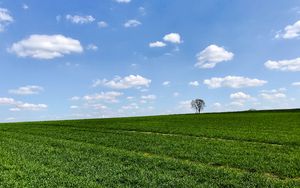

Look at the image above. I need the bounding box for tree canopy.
[191,99,205,113]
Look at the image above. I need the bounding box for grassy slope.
[0,109,299,187]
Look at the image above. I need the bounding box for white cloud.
[122,103,139,110]
[230,101,244,107]
[265,58,300,72]
[70,105,79,109]
[195,45,234,68]
[0,8,13,32]
[81,103,108,110]
[9,108,21,112]
[261,88,286,93]
[9,85,44,95]
[173,92,180,97]
[292,82,300,86]
[149,41,166,48]
[56,15,61,22]
[163,33,182,44]
[178,100,192,111]
[16,103,47,111]
[162,81,170,86]
[139,88,148,92]
[22,4,29,10]
[6,117,16,121]
[70,96,80,101]
[213,102,222,108]
[140,100,147,104]
[86,44,98,51]
[229,92,254,109]
[114,0,131,3]
[189,81,199,87]
[65,62,80,67]
[204,76,267,89]
[83,91,123,103]
[9,34,83,59]
[260,93,286,100]
[0,97,47,111]
[131,63,138,68]
[259,89,286,100]
[138,7,146,16]
[141,95,156,100]
[230,92,252,100]
[66,14,95,24]
[124,19,141,28]
[93,75,151,89]
[91,104,107,110]
[98,21,108,28]
[276,20,300,39]
[0,97,15,105]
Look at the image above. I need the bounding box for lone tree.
[191,99,205,113]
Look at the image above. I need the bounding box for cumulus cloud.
[141,95,156,100]
[213,102,222,108]
[114,0,131,3]
[195,45,234,68]
[9,85,44,95]
[189,81,199,87]
[9,108,21,112]
[22,4,29,10]
[0,8,13,32]
[93,75,151,89]
[204,76,267,89]
[16,103,47,111]
[276,20,300,39]
[259,88,286,100]
[124,19,141,28]
[90,104,107,110]
[98,21,108,28]
[178,100,192,111]
[162,81,170,86]
[0,97,47,111]
[229,101,244,107]
[86,44,98,51]
[0,97,15,105]
[149,41,166,48]
[9,34,83,59]
[230,92,252,101]
[70,96,80,101]
[292,82,300,86]
[163,33,182,44]
[265,57,300,72]
[70,105,79,109]
[83,91,123,103]
[6,117,16,121]
[122,103,139,110]
[139,7,146,16]
[173,92,180,97]
[66,14,95,24]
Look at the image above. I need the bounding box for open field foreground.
[0,109,300,187]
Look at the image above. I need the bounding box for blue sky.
[0,0,300,122]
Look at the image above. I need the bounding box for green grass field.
[0,109,299,187]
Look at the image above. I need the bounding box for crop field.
[0,109,299,187]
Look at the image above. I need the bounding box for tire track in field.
[5,125,290,147]
[1,130,299,183]
[36,122,300,147]
[39,124,294,147]
[104,129,287,147]
[63,126,289,147]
